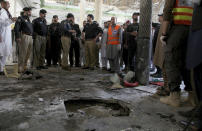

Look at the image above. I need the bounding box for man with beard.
[106,17,122,73]
[82,14,103,70]
[47,15,61,66]
[0,0,16,75]
[60,13,75,70]
[125,12,139,71]
[32,9,48,70]
[14,7,33,73]
[69,16,81,67]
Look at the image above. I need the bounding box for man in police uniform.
[47,15,61,66]
[126,12,139,71]
[60,13,76,70]
[160,0,194,107]
[82,14,103,70]
[69,16,81,67]
[14,7,33,73]
[32,9,48,70]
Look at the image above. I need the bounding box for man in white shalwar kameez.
[100,21,109,70]
[0,1,14,75]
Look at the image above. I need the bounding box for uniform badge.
[113,30,118,35]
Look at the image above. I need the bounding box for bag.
[4,64,20,78]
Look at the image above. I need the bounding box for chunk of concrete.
[110,73,120,84]
[124,71,135,83]
[18,122,29,130]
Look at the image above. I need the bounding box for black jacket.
[60,19,72,37]
[14,15,33,39]
[32,17,47,37]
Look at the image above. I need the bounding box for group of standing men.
[0,0,139,75]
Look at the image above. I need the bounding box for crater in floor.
[64,98,130,118]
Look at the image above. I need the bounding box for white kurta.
[0,8,13,57]
[101,28,108,58]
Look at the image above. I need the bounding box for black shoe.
[151,72,162,78]
[0,72,5,75]
[82,67,89,69]
[178,108,199,118]
[40,66,48,69]
[46,64,51,67]
[102,67,107,70]
[107,68,111,72]
[75,64,81,67]
[110,71,115,73]
[89,67,94,70]
[36,67,41,70]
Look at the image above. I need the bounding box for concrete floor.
[0,67,191,131]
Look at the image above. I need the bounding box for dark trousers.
[46,36,61,65]
[193,64,202,129]
[164,25,192,92]
[69,40,80,66]
[122,48,128,68]
[128,47,136,71]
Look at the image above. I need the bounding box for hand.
[72,30,76,33]
[16,38,21,43]
[94,38,97,43]
[12,17,17,22]
[124,44,128,49]
[130,31,137,36]
[160,35,167,46]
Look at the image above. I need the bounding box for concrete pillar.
[79,0,86,27]
[136,0,152,85]
[14,0,17,17]
[94,0,103,24]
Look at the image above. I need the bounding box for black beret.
[53,15,58,18]
[40,9,47,14]
[0,0,5,2]
[23,7,32,11]
[87,14,94,20]
[133,12,140,16]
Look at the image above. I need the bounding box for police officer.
[14,7,33,73]
[32,9,48,70]
[160,0,194,107]
[60,13,76,70]
[82,14,103,70]
[69,16,81,67]
[47,15,61,66]
[126,12,139,71]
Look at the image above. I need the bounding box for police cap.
[158,13,163,16]
[40,9,47,14]
[67,13,74,18]
[53,15,58,18]
[23,7,32,11]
